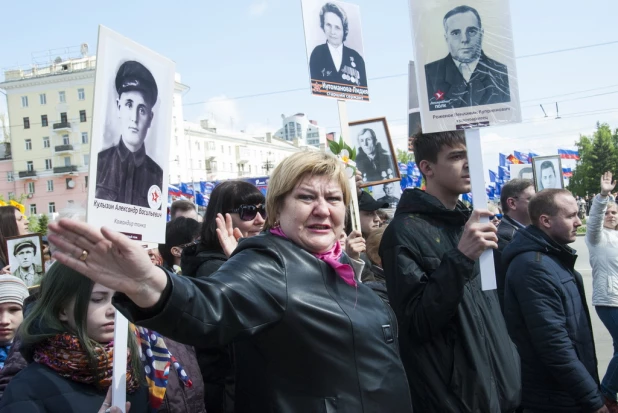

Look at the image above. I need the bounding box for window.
[77,88,85,100]
[8,192,14,200]
[66,178,74,189]
[79,110,87,122]
[21,96,28,107]
[229,163,233,172]
[60,112,67,123]
[212,161,217,172]
[23,117,30,129]
[47,180,54,192]
[43,137,50,148]
[39,94,46,105]
[41,115,48,127]
[199,160,203,169]
[6,172,13,182]
[83,154,90,166]
[63,135,70,145]
[29,204,37,215]
[228,146,231,155]
[26,161,33,172]
[25,139,32,150]
[48,202,56,214]
[27,182,35,194]
[196,142,200,150]
[59,91,66,103]
[64,157,71,167]
[85,176,88,188]
[81,132,88,144]
[221,145,224,154]
[45,159,52,170]
[208,142,215,150]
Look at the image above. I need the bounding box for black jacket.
[493,215,523,312]
[0,363,148,412]
[503,225,603,412]
[380,188,521,413]
[180,244,233,413]
[115,234,413,413]
[96,138,163,208]
[309,43,367,87]
[356,143,394,183]
[425,52,511,111]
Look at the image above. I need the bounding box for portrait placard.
[532,155,564,192]
[301,0,369,101]
[409,0,521,132]
[5,234,44,288]
[348,117,400,188]
[87,25,175,243]
[509,163,534,181]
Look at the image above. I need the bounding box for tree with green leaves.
[396,149,414,165]
[569,122,618,196]
[38,214,49,236]
[28,215,40,234]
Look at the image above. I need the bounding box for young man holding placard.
[380,130,521,412]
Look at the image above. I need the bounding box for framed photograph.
[301,0,369,102]
[367,180,402,209]
[348,117,401,188]
[532,155,564,191]
[5,234,44,288]
[408,0,521,132]
[87,25,175,243]
[509,164,534,181]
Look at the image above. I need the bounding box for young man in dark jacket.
[493,178,535,311]
[503,189,609,413]
[380,130,521,412]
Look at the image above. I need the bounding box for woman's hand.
[600,171,616,197]
[345,230,366,261]
[355,169,363,196]
[47,219,168,308]
[215,213,243,258]
[97,386,131,413]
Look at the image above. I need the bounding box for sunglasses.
[228,204,267,221]
[176,238,201,249]
[490,214,503,220]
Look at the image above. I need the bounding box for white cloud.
[248,1,268,17]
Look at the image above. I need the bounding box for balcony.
[235,146,250,164]
[18,170,37,178]
[54,144,74,153]
[52,122,71,131]
[53,165,77,174]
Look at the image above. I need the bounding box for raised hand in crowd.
[345,230,365,260]
[600,171,616,197]
[215,212,243,258]
[457,209,498,261]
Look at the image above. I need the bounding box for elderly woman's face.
[323,12,344,47]
[278,174,345,254]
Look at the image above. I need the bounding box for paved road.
[572,235,614,378]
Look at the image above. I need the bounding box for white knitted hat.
[0,275,29,306]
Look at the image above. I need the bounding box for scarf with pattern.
[32,333,140,392]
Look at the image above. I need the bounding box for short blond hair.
[265,151,350,230]
[366,226,386,266]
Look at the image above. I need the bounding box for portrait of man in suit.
[309,2,367,88]
[425,5,511,111]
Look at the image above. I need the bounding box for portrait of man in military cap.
[6,235,44,288]
[95,60,163,209]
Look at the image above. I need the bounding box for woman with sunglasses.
[180,180,265,413]
[0,206,30,275]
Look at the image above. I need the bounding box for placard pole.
[337,99,361,232]
[111,310,129,412]
[465,128,497,291]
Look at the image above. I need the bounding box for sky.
[1,0,617,177]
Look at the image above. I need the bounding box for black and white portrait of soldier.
[9,239,43,287]
[309,2,367,87]
[355,127,395,183]
[377,181,400,209]
[96,60,163,209]
[425,5,511,111]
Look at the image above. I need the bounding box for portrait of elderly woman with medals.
[309,2,367,88]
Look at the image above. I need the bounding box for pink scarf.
[270,227,357,287]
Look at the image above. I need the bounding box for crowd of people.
[0,129,615,412]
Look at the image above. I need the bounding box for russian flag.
[499,166,510,180]
[562,168,573,178]
[558,149,580,160]
[168,184,182,197]
[514,151,529,164]
[528,152,540,163]
[499,153,511,167]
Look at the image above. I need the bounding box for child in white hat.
[0,275,28,369]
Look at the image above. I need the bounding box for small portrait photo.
[509,164,534,181]
[532,155,564,191]
[371,181,402,209]
[6,234,44,288]
[301,0,369,101]
[349,117,400,188]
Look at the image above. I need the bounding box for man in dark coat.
[309,2,367,88]
[493,178,535,311]
[503,189,609,413]
[425,5,510,111]
[96,60,163,209]
[380,130,521,412]
[355,128,394,183]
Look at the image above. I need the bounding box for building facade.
[274,113,325,147]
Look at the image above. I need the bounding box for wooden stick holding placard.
[465,128,497,291]
[337,99,361,232]
[112,312,129,412]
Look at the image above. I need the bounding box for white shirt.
[328,42,344,72]
[453,57,479,82]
